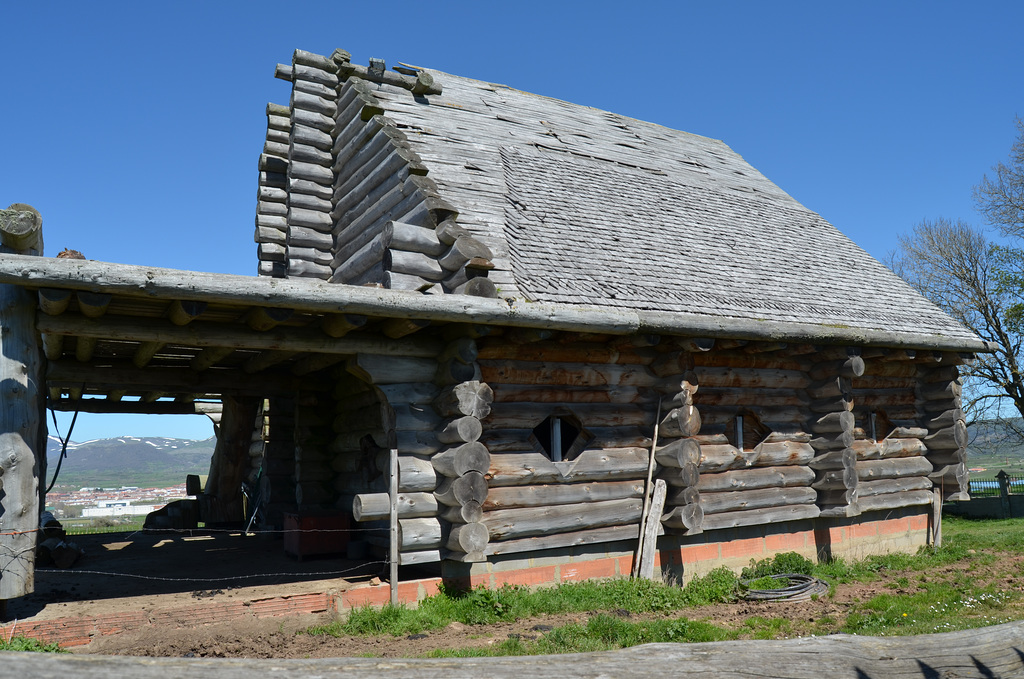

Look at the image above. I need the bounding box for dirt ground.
[9,531,1024,659]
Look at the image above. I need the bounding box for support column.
[0,204,45,612]
[205,395,260,524]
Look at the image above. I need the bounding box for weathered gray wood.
[446,522,489,553]
[854,489,934,513]
[484,497,643,541]
[750,440,814,467]
[396,517,443,550]
[432,441,490,477]
[638,479,667,579]
[0,255,991,351]
[440,501,484,524]
[483,479,645,510]
[37,314,442,359]
[698,503,820,531]
[654,437,701,468]
[487,448,650,487]
[6,621,1024,676]
[0,228,44,601]
[437,416,482,444]
[924,422,968,451]
[434,471,488,506]
[434,381,493,418]
[352,492,438,521]
[813,457,933,489]
[698,487,818,515]
[38,287,71,315]
[205,396,260,523]
[695,367,811,390]
[695,465,815,492]
[348,354,438,384]
[658,406,700,438]
[391,219,445,256]
[697,444,749,473]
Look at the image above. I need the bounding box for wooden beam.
[167,299,207,326]
[47,399,223,415]
[75,291,111,318]
[244,350,297,374]
[46,360,323,395]
[0,255,989,351]
[36,314,443,357]
[38,288,70,315]
[190,346,235,372]
[245,306,294,331]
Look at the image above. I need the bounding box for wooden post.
[638,479,667,580]
[389,446,399,606]
[997,470,1011,519]
[0,204,45,611]
[204,396,260,524]
[633,398,662,577]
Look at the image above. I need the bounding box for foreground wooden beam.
[0,204,45,609]
[0,254,992,352]
[2,621,1023,677]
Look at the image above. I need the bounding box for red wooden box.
[283,511,349,560]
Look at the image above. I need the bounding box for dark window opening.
[728,409,772,451]
[869,409,895,442]
[531,412,592,462]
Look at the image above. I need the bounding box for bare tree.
[893,120,1024,446]
[975,117,1024,238]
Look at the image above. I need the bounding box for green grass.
[426,615,737,657]
[306,517,1024,657]
[0,636,65,653]
[309,568,740,639]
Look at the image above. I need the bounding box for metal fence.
[969,473,1024,498]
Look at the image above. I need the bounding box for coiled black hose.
[739,573,830,602]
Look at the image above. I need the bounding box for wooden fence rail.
[4,620,1024,678]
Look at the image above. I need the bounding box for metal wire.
[739,573,830,602]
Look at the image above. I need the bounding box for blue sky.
[4,0,1023,441]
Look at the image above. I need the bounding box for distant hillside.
[46,436,215,489]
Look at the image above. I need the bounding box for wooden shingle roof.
[362,70,977,345]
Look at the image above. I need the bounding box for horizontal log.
[432,441,490,478]
[817,476,932,504]
[484,523,651,556]
[482,402,650,430]
[483,479,645,510]
[434,381,493,419]
[483,497,642,541]
[480,360,663,388]
[397,517,443,550]
[812,439,928,469]
[695,465,815,492]
[694,387,809,408]
[695,367,810,390]
[490,384,645,404]
[810,411,854,434]
[854,489,934,513]
[434,471,487,506]
[805,376,851,399]
[697,486,817,515]
[347,354,437,385]
[446,522,489,553]
[481,340,656,367]
[813,457,933,488]
[924,422,968,451]
[352,492,438,521]
[440,501,483,524]
[697,503,820,531]
[38,314,441,360]
[660,503,705,531]
[654,437,701,468]
[698,444,750,473]
[486,448,649,487]
[659,405,700,438]
[751,440,814,467]
[659,463,700,488]
[0,255,977,350]
[437,416,482,444]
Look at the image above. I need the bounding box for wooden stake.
[633,398,662,577]
[389,447,399,606]
[638,479,667,580]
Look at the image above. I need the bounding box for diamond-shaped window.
[728,409,772,451]
[531,411,593,462]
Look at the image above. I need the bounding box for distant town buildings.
[47,484,188,519]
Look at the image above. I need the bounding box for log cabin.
[0,48,988,607]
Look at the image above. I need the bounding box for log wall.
[476,335,660,556]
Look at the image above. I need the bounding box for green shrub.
[740,552,814,580]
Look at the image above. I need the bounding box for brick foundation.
[2,507,929,648]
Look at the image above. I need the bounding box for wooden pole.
[0,204,45,609]
[633,398,662,577]
[389,447,399,606]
